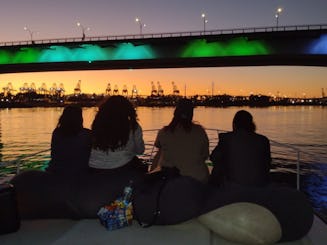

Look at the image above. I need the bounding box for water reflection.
[0,106,326,220]
[0,119,3,162]
[302,171,327,221]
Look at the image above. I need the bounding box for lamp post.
[201,13,208,33]
[275,7,283,28]
[23,26,35,44]
[135,17,146,35]
[77,22,90,41]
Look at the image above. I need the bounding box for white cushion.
[198,202,282,245]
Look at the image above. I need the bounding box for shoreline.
[1,97,326,109]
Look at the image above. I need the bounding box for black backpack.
[0,183,20,235]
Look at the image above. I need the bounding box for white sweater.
[89,124,145,169]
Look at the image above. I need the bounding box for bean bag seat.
[11,169,314,243]
[10,170,79,219]
[198,202,282,245]
[10,164,147,219]
[200,185,314,242]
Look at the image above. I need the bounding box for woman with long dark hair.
[89,95,145,170]
[46,105,92,174]
[152,99,209,183]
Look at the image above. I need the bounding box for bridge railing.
[1,24,327,47]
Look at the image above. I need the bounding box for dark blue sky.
[1,0,327,42]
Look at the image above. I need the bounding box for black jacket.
[209,130,271,187]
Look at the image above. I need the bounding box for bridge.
[0,24,327,74]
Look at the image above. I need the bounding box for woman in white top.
[89,95,146,171]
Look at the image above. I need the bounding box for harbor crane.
[30,83,36,92]
[113,85,119,95]
[38,83,48,95]
[50,83,57,96]
[131,85,138,98]
[19,83,29,93]
[157,82,164,96]
[58,83,65,97]
[105,83,112,95]
[2,82,15,97]
[151,81,157,96]
[172,81,180,96]
[74,80,81,95]
[122,85,128,96]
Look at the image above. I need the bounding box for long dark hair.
[92,95,138,151]
[56,105,83,136]
[232,110,256,132]
[164,98,194,132]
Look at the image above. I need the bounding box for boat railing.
[142,128,303,190]
[269,139,301,190]
[1,128,303,190]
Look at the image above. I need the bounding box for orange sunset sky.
[1,1,327,98]
[1,66,326,98]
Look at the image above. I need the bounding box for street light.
[201,13,208,33]
[77,22,90,41]
[23,26,36,44]
[135,17,146,35]
[275,7,283,28]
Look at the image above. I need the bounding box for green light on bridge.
[181,37,270,57]
[0,43,155,64]
[113,43,155,60]
[0,50,11,64]
[13,48,41,64]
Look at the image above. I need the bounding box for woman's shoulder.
[192,123,207,132]
[255,132,270,142]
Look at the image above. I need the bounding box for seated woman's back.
[217,130,270,186]
[46,105,92,174]
[157,124,209,182]
[48,127,92,173]
[154,99,209,183]
[210,110,271,187]
[89,95,145,171]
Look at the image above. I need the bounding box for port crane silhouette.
[2,82,15,96]
[113,85,119,95]
[131,85,138,98]
[172,82,180,96]
[74,80,81,95]
[157,82,164,96]
[122,85,128,96]
[105,83,111,95]
[151,81,157,96]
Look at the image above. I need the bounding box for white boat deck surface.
[1,215,326,245]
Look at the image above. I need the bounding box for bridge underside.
[1,29,327,73]
[1,55,326,74]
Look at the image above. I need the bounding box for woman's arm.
[133,124,145,154]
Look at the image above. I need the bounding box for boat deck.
[1,215,326,245]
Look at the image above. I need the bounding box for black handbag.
[133,167,205,227]
[0,183,20,235]
[132,167,180,227]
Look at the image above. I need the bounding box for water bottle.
[122,180,133,204]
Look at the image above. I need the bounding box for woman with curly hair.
[89,95,145,171]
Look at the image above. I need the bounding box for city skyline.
[1,0,327,97]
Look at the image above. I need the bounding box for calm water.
[0,106,326,218]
